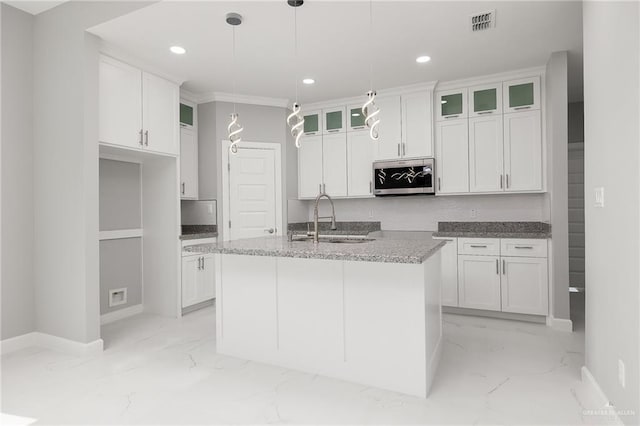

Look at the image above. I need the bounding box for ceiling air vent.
[470,10,495,32]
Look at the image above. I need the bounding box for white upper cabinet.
[373,95,402,161]
[322,133,348,197]
[99,56,179,156]
[99,56,142,150]
[347,104,367,132]
[503,76,540,113]
[436,88,468,121]
[347,131,374,197]
[402,90,433,158]
[298,135,324,199]
[142,72,179,155]
[180,128,198,199]
[503,110,542,192]
[435,119,469,194]
[469,83,502,117]
[303,110,322,136]
[323,106,346,135]
[469,115,504,193]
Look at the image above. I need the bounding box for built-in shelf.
[99,229,143,241]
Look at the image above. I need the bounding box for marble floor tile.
[1,306,608,425]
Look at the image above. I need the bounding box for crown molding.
[181,90,290,108]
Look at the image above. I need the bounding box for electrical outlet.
[618,359,626,388]
[594,187,605,207]
[109,288,127,307]
[470,209,478,218]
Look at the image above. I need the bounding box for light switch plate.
[594,187,605,207]
[618,359,626,388]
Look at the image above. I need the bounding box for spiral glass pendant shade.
[287,103,305,148]
[363,90,380,140]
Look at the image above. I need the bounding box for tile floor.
[1,304,609,425]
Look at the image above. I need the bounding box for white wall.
[1,4,35,340]
[583,2,639,424]
[545,51,570,321]
[31,1,152,344]
[568,102,584,289]
[302,194,548,231]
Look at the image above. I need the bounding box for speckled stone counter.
[287,221,381,236]
[433,221,551,239]
[183,234,444,264]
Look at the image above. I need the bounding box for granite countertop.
[433,221,551,239]
[287,221,381,236]
[180,225,218,240]
[183,233,445,264]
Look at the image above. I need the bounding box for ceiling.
[88,1,584,104]
[5,0,69,15]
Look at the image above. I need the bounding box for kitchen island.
[186,233,444,398]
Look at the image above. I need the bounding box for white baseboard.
[581,366,624,425]
[100,304,144,325]
[546,315,573,332]
[1,332,103,357]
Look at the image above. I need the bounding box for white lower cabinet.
[457,255,502,311]
[181,253,215,308]
[501,256,548,315]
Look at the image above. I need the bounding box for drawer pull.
[514,246,534,249]
[470,245,488,248]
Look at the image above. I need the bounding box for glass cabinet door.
[323,106,346,134]
[303,110,322,135]
[503,76,540,113]
[180,103,194,128]
[469,83,502,117]
[436,89,468,121]
[347,104,366,131]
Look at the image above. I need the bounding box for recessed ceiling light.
[170,46,186,55]
[302,78,315,85]
[416,55,431,64]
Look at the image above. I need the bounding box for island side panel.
[276,257,345,373]
[217,254,278,362]
[343,261,429,398]
[423,250,443,395]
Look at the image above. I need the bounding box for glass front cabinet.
[303,110,322,136]
[347,104,366,132]
[323,106,346,134]
[503,76,540,113]
[468,83,502,117]
[436,88,468,121]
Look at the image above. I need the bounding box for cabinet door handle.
[506,174,510,188]
[202,257,205,270]
[397,143,400,157]
[138,129,144,146]
[496,259,499,275]
[500,174,503,189]
[197,257,201,270]
[181,182,185,195]
[323,183,326,193]
[514,106,531,111]
[369,181,372,193]
[438,177,441,191]
[445,115,460,119]
[144,130,149,146]
[319,184,322,193]
[402,143,406,156]
[502,259,506,275]
[470,244,487,248]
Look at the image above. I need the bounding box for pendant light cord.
[232,25,237,114]
[369,0,373,91]
[294,6,299,103]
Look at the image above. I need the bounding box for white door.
[181,255,200,308]
[142,72,179,155]
[373,95,402,160]
[99,56,142,149]
[322,133,348,197]
[298,135,323,198]
[437,238,459,307]
[198,254,215,301]
[347,131,374,197]
[458,255,501,311]
[469,115,504,193]
[180,128,198,199]
[435,119,469,194]
[504,110,542,192]
[229,146,278,240]
[402,91,433,158]
[501,256,548,315]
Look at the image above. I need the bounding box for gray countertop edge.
[185,240,446,265]
[432,231,551,239]
[179,232,218,240]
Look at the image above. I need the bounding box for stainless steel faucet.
[313,189,337,244]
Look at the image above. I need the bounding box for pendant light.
[362,0,380,141]
[286,0,305,148]
[226,12,244,154]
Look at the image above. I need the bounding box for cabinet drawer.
[457,238,500,256]
[500,239,547,258]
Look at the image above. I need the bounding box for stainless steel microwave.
[373,158,435,196]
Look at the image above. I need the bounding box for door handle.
[144,130,149,146]
[181,182,185,195]
[265,228,275,234]
[369,181,372,193]
[402,143,406,156]
[438,177,441,191]
[202,257,205,270]
[500,174,503,189]
[139,129,144,146]
[506,174,510,188]
[502,259,506,275]
[397,143,400,157]
[197,257,201,270]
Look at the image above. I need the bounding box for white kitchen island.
[188,234,444,398]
